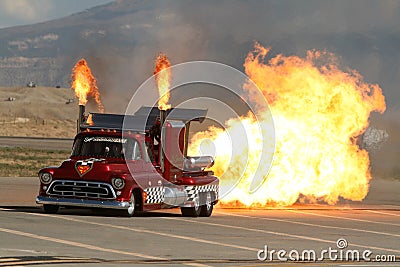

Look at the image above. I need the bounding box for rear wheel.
[43,204,59,214]
[199,191,213,217]
[181,193,201,217]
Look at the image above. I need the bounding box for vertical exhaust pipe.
[184,123,190,157]
[158,108,167,173]
[159,108,166,126]
[77,104,86,133]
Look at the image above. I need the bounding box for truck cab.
[36,107,219,217]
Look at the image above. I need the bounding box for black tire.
[199,191,214,217]
[120,192,136,217]
[181,193,201,217]
[43,204,59,214]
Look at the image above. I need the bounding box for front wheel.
[120,193,136,217]
[43,204,59,214]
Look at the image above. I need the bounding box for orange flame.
[71,59,104,112]
[154,53,172,110]
[86,113,94,126]
[189,43,386,207]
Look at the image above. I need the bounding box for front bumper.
[36,196,130,209]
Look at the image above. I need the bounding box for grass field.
[0,147,70,177]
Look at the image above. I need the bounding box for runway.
[0,136,73,150]
[0,177,399,266]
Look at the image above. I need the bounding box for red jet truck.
[36,106,219,217]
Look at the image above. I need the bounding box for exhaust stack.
[77,104,86,132]
[159,108,167,126]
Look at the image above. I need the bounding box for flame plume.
[154,53,172,110]
[71,59,104,112]
[190,43,386,207]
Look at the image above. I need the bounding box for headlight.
[111,177,125,190]
[39,172,52,184]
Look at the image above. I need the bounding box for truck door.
[125,138,148,190]
[142,139,165,206]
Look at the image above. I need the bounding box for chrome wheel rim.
[127,194,135,215]
[194,194,200,210]
[206,192,212,210]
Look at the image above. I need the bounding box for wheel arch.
[132,187,143,212]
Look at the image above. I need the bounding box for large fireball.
[190,43,386,207]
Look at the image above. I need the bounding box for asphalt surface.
[0,177,399,267]
[0,136,73,150]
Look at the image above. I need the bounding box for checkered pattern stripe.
[184,184,219,202]
[77,158,104,165]
[144,187,165,204]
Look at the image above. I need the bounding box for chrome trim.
[46,180,116,199]
[39,172,52,184]
[36,196,130,209]
[111,177,125,190]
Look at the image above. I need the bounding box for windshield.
[72,136,142,160]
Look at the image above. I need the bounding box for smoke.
[368,111,400,180]
[175,0,400,106]
[66,0,211,114]
[363,127,389,151]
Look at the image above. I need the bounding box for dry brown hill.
[0,86,79,138]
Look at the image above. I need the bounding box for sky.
[0,0,112,29]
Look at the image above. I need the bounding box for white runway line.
[1,209,256,266]
[0,258,19,262]
[381,205,400,209]
[0,248,45,254]
[1,207,398,265]
[215,211,400,238]
[0,226,166,260]
[30,212,258,252]
[286,209,400,227]
[163,217,400,254]
[0,210,213,267]
[341,265,400,267]
[0,258,100,266]
[364,210,400,217]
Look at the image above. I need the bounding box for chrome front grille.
[47,180,116,199]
